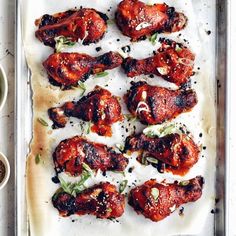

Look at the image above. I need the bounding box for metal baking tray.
[14,0,229,235]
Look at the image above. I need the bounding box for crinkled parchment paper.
[22,0,216,235]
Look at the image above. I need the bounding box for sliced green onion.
[95,71,109,78]
[119,180,128,193]
[35,154,41,164]
[107,208,112,213]
[124,114,137,122]
[58,164,92,197]
[86,121,91,134]
[37,118,48,127]
[107,19,115,25]
[157,67,168,75]
[151,187,159,201]
[116,144,124,152]
[112,171,125,177]
[143,123,176,138]
[82,162,92,174]
[55,36,76,52]
[78,82,86,96]
[141,156,148,166]
[149,33,158,45]
[175,44,182,52]
[146,157,158,164]
[179,180,190,186]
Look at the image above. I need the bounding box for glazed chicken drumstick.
[129,176,204,222]
[52,182,125,218]
[115,0,187,41]
[125,133,199,175]
[125,81,197,125]
[49,86,123,137]
[35,8,108,47]
[43,51,123,88]
[53,136,129,176]
[122,39,195,86]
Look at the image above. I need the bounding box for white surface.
[0,0,234,235]
[0,0,15,236]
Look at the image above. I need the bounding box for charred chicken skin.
[129,176,204,222]
[53,136,129,176]
[48,86,123,137]
[125,81,197,125]
[125,133,199,175]
[122,39,195,86]
[52,182,125,218]
[35,8,108,47]
[115,0,187,41]
[43,51,123,88]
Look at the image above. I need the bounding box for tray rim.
[214,0,229,235]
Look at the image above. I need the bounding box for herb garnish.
[86,121,91,134]
[35,154,41,164]
[116,144,124,152]
[119,180,128,193]
[141,156,148,166]
[59,163,92,197]
[143,123,176,138]
[37,118,48,127]
[179,180,190,186]
[78,81,86,96]
[151,187,159,201]
[124,114,137,122]
[55,36,76,52]
[107,19,115,25]
[95,71,109,78]
[149,33,158,45]
[175,44,182,53]
[146,157,158,164]
[112,171,126,177]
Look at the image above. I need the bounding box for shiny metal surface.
[15,0,32,235]
[215,0,229,235]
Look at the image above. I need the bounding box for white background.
[0,0,234,235]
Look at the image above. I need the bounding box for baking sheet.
[20,0,217,235]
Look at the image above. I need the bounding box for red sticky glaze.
[35,8,108,47]
[53,136,128,176]
[48,86,123,137]
[125,81,197,125]
[125,133,200,175]
[43,51,123,87]
[116,0,187,41]
[122,39,195,86]
[129,176,204,222]
[52,182,125,218]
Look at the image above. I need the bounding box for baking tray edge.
[14,0,230,235]
[15,0,32,235]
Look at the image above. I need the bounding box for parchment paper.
[22,0,216,235]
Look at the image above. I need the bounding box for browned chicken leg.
[43,51,123,88]
[49,86,123,137]
[125,133,200,175]
[122,38,195,86]
[116,0,187,41]
[53,136,129,176]
[124,81,197,125]
[52,182,125,218]
[129,176,204,222]
[35,8,108,47]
